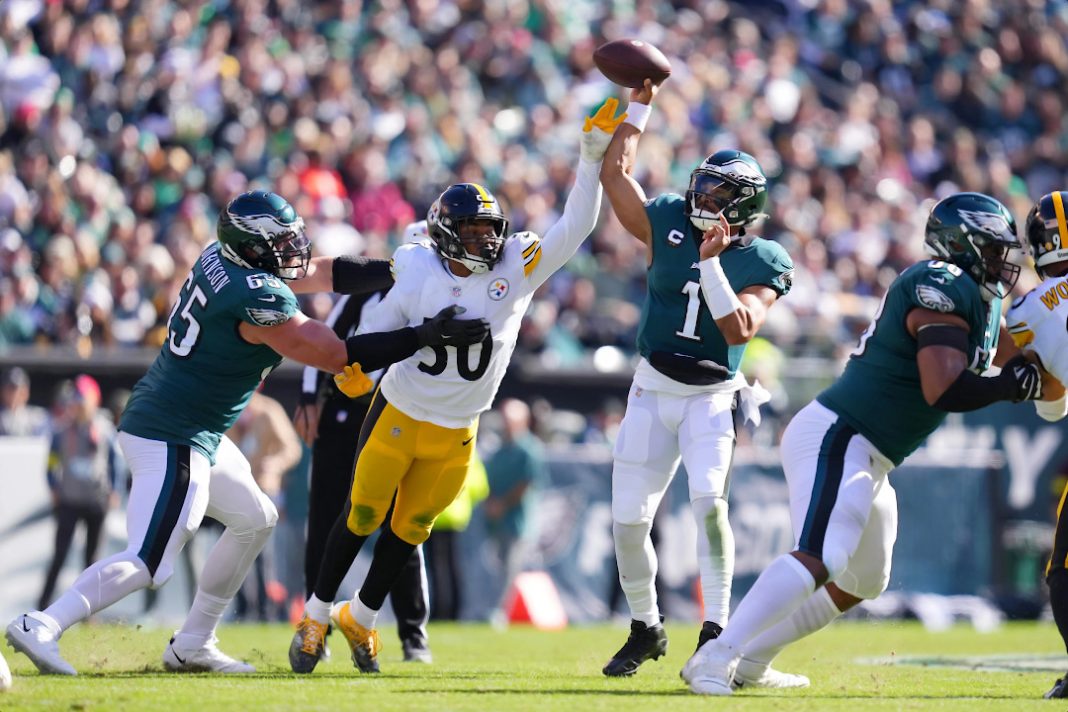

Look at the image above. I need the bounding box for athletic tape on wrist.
[623,102,652,132]
[699,257,742,319]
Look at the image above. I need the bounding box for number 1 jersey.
[120,242,299,462]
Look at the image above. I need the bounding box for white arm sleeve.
[527,159,602,288]
[1036,395,1068,422]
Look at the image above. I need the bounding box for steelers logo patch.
[488,278,510,301]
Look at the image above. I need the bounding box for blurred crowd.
[2,0,1067,365]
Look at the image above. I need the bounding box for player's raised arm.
[599,79,660,246]
[526,101,624,286]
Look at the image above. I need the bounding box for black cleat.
[1046,673,1068,699]
[694,620,723,654]
[402,636,433,663]
[602,618,668,677]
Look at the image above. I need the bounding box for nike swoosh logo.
[170,640,186,665]
[258,295,277,302]
[462,436,474,446]
[22,618,30,633]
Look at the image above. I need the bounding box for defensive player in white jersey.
[288,101,626,674]
[1006,191,1068,698]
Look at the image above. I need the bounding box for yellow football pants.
[347,390,476,545]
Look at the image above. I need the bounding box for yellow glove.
[580,98,627,162]
[334,363,373,398]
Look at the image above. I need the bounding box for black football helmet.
[1025,192,1068,279]
[217,191,310,280]
[924,192,1021,300]
[427,183,509,273]
[686,150,768,235]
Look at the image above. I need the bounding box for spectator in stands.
[38,374,120,609]
[484,399,547,626]
[0,366,49,437]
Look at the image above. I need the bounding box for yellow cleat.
[288,614,328,674]
[330,601,381,673]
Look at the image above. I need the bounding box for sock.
[358,526,417,610]
[1049,568,1068,655]
[613,520,660,627]
[736,586,840,677]
[312,509,369,602]
[692,495,734,627]
[717,554,816,652]
[305,593,332,625]
[45,552,151,632]
[175,525,273,648]
[353,593,380,630]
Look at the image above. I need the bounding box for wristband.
[1036,394,1068,422]
[698,257,742,319]
[623,102,652,132]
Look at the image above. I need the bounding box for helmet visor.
[689,173,744,217]
[274,228,311,280]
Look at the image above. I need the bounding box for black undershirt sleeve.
[915,323,969,353]
[332,256,393,295]
[933,368,1019,412]
[344,328,420,373]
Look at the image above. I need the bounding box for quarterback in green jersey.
[598,79,794,683]
[683,192,1048,696]
[6,191,489,677]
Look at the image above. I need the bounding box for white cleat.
[162,635,255,674]
[682,640,736,696]
[0,649,12,691]
[733,659,810,689]
[5,613,76,676]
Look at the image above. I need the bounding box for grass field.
[2,620,1066,710]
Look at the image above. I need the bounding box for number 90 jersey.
[1007,274,1068,387]
[120,242,299,462]
[360,235,547,429]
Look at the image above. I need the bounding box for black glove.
[413,306,491,347]
[1002,354,1043,402]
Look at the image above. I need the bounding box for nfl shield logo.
[451,287,462,297]
[391,427,401,437]
[488,278,509,301]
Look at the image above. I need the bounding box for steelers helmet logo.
[488,278,510,301]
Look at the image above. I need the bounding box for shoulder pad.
[389,242,432,280]
[903,261,977,315]
[234,271,298,326]
[644,193,685,211]
[513,231,543,277]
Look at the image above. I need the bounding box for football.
[593,39,671,88]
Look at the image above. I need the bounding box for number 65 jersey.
[120,242,299,462]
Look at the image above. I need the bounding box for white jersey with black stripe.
[358,160,602,428]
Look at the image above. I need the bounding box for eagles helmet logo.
[958,209,1014,241]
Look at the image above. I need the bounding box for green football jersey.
[121,242,299,462]
[636,194,793,377]
[818,260,1001,466]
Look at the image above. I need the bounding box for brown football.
[593,39,671,88]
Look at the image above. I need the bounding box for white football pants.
[611,384,737,626]
[43,433,276,634]
[781,401,897,599]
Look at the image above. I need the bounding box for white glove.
[580,98,627,163]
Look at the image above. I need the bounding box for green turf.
[1,621,1065,710]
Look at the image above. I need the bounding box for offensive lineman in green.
[598,79,795,683]
[683,192,1048,695]
[6,191,488,676]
